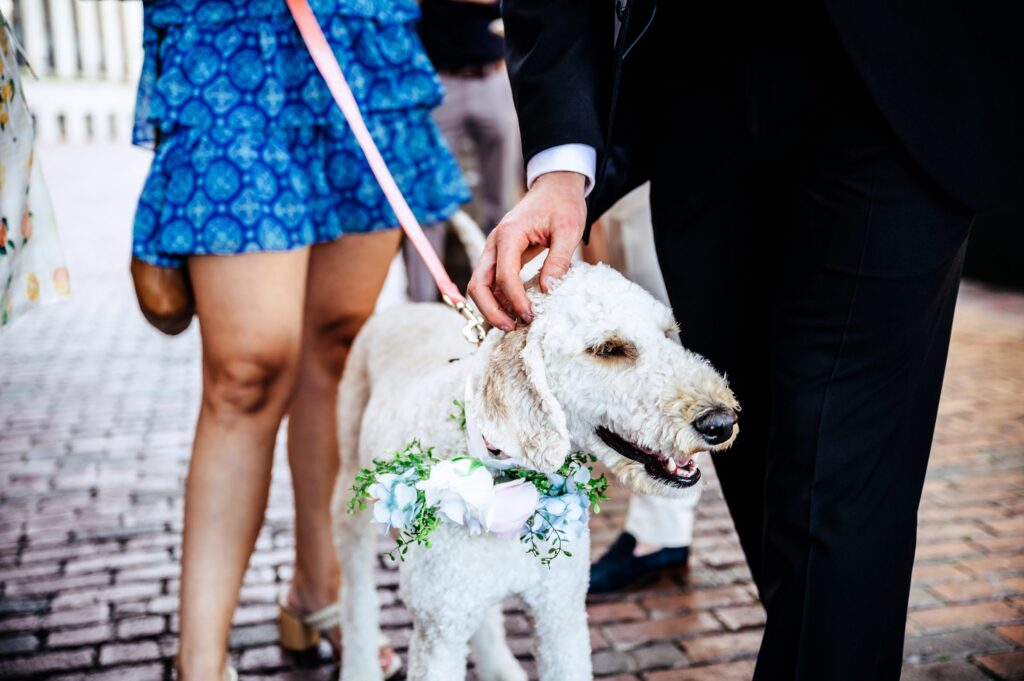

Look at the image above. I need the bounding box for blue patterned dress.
[132,0,470,266]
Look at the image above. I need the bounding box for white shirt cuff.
[526,144,597,197]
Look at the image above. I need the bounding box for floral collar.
[348,397,609,566]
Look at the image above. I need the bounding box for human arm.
[468,0,611,328]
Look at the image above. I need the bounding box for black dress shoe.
[588,531,690,595]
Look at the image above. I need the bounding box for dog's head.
[470,262,738,498]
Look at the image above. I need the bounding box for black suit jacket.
[502,0,1024,230]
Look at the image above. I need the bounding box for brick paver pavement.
[1,146,1022,680]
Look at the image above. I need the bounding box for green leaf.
[449,399,467,431]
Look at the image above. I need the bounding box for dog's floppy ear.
[474,323,570,474]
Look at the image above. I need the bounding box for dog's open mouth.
[596,427,702,488]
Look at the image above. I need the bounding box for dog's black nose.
[694,407,737,445]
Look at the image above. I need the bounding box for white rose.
[417,457,495,533]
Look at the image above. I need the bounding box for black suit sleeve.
[501,0,614,165]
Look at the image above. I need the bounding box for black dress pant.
[648,8,974,680]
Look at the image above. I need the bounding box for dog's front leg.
[527,596,592,681]
[407,621,474,681]
[522,549,593,681]
[470,605,528,681]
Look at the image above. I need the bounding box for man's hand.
[468,171,588,331]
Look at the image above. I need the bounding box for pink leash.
[287,0,486,344]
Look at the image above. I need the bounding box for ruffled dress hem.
[131,0,470,267]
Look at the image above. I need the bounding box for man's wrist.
[526,144,597,196]
[532,171,587,194]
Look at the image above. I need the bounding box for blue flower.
[566,465,592,494]
[544,472,567,496]
[545,462,591,496]
[528,492,589,543]
[368,469,419,531]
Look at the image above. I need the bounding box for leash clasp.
[444,295,487,345]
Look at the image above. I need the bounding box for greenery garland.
[349,401,609,566]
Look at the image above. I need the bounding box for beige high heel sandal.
[278,593,403,679]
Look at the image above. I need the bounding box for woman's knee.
[203,345,300,418]
[305,310,374,377]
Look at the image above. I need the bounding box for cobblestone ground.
[1,146,1022,680]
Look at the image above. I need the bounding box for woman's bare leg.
[178,249,309,680]
[286,229,402,657]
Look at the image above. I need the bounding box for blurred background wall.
[1,0,142,144]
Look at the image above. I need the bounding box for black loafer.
[588,531,690,595]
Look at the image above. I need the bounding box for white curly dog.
[334,262,739,681]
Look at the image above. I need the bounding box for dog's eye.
[588,337,637,360]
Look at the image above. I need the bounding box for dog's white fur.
[333,263,738,681]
